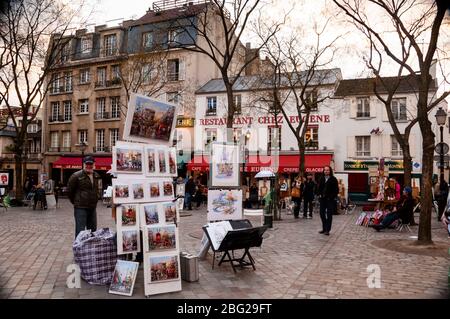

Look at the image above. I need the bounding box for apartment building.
[0,107,42,190]
[43,0,255,186]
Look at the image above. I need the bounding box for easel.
[203,220,267,273]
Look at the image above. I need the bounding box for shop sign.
[176,117,195,128]
[199,114,331,126]
[344,160,404,171]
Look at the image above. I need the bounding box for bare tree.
[118,50,170,116]
[0,0,86,200]
[171,0,284,140]
[333,0,450,244]
[257,19,341,179]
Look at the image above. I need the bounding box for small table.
[243,209,264,226]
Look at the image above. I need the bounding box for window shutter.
[179,59,185,81]
[409,134,417,158]
[406,97,415,121]
[349,99,357,118]
[381,101,389,122]
[369,135,377,158]
[347,136,355,158]
[382,134,392,158]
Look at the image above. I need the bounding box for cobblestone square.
[0,199,448,299]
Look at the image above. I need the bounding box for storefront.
[343,160,421,201]
[188,153,334,183]
[52,156,112,189]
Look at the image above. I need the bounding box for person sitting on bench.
[33,184,47,210]
[373,187,414,232]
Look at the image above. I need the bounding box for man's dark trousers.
[319,198,334,232]
[74,208,97,238]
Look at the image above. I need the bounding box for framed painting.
[144,225,177,252]
[210,143,240,187]
[207,189,243,221]
[109,260,139,297]
[118,229,141,255]
[148,254,180,283]
[113,143,143,174]
[123,93,177,145]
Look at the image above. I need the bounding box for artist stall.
[109,93,181,297]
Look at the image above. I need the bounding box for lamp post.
[79,142,87,170]
[435,107,447,182]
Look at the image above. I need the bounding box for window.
[61,43,70,62]
[391,135,403,157]
[51,102,60,121]
[79,99,89,114]
[96,98,106,119]
[233,95,242,114]
[268,127,282,152]
[79,69,90,84]
[97,67,106,86]
[51,73,61,94]
[142,64,152,84]
[167,59,180,81]
[111,97,120,118]
[173,129,183,149]
[64,72,73,92]
[62,131,71,148]
[96,129,105,152]
[168,29,181,44]
[81,37,92,54]
[233,128,242,144]
[104,34,117,56]
[305,126,319,150]
[391,98,407,121]
[111,65,120,80]
[205,129,217,152]
[143,32,153,48]
[63,101,72,122]
[305,91,318,110]
[110,129,119,147]
[50,132,59,148]
[356,136,371,157]
[78,130,88,144]
[27,124,38,133]
[357,97,370,118]
[206,97,217,115]
[167,92,181,104]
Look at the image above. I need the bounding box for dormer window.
[81,37,92,54]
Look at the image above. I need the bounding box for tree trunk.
[299,139,305,179]
[417,116,435,244]
[224,80,235,136]
[14,154,23,203]
[402,146,413,188]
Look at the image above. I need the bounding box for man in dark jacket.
[316,166,339,235]
[185,176,196,211]
[68,156,101,238]
[302,173,316,219]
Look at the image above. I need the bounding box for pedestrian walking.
[302,173,316,219]
[317,166,339,235]
[436,176,449,222]
[185,176,196,211]
[291,176,302,219]
[68,156,101,238]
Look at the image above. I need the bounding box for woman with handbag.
[291,176,302,219]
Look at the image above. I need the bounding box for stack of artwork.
[112,93,181,297]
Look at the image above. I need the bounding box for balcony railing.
[49,116,64,123]
[48,147,60,152]
[94,78,122,89]
[205,110,217,116]
[50,86,73,95]
[47,147,71,153]
[93,146,110,153]
[167,72,180,81]
[94,112,110,120]
[305,141,319,151]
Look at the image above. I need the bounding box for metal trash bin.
[180,252,199,282]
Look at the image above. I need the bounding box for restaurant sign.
[344,160,404,171]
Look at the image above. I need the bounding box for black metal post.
[440,125,444,182]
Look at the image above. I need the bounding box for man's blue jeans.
[74,208,97,238]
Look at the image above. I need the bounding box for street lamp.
[435,107,447,182]
[79,141,87,170]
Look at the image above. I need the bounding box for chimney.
[94,25,107,33]
[430,59,437,80]
[75,29,87,37]
[246,42,251,49]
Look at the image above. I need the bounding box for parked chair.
[397,219,412,232]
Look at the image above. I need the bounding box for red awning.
[52,157,112,170]
[187,154,332,173]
